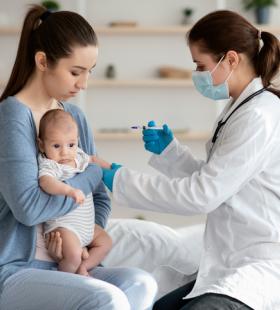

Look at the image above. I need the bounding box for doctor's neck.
[229,58,258,101]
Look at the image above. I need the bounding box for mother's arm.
[0,118,101,226]
[73,105,111,228]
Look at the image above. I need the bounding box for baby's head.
[38,109,79,164]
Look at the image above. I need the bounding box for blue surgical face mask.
[192,56,233,100]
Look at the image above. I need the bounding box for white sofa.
[102,219,205,299]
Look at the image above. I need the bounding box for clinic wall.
[0,0,280,227]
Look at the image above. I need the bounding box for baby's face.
[39,123,79,165]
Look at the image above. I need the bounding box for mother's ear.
[35,51,48,72]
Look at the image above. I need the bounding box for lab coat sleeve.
[113,109,272,215]
[148,138,205,178]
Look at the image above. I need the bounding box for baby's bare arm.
[39,176,85,204]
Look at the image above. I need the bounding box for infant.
[38,109,112,276]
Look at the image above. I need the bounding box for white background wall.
[0,0,279,227]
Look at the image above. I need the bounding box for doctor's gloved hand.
[142,120,173,155]
[102,163,122,192]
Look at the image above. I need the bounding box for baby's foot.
[82,247,89,260]
[76,264,89,277]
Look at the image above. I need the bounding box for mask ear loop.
[211,54,234,82]
[210,55,225,74]
[225,69,234,82]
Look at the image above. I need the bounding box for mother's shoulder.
[62,102,87,125]
[63,102,83,116]
[0,96,31,121]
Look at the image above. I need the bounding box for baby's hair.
[0,5,98,101]
[39,109,78,140]
[187,10,280,98]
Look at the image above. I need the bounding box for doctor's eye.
[196,65,204,71]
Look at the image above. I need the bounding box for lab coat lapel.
[206,77,264,160]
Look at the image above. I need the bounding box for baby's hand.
[90,155,112,169]
[68,188,85,204]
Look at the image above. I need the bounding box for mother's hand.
[45,231,89,263]
[45,231,63,263]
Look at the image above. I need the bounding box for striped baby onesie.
[38,148,95,247]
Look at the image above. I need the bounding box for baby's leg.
[54,227,83,274]
[77,227,113,274]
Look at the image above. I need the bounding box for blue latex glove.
[142,120,173,154]
[102,163,122,192]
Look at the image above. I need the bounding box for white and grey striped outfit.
[38,148,94,247]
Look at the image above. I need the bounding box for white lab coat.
[113,78,280,309]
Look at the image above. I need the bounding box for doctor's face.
[42,45,98,101]
[190,43,231,86]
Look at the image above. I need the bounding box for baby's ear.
[37,138,44,153]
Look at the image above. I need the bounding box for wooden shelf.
[0,79,193,88]
[91,25,280,35]
[95,26,191,35]
[94,131,210,141]
[0,78,193,88]
[0,26,191,36]
[0,27,19,35]
[1,25,280,36]
[88,79,193,88]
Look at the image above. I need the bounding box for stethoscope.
[211,87,266,144]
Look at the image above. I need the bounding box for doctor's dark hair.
[187,10,280,98]
[0,5,98,102]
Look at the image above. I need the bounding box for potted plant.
[41,1,61,12]
[182,8,194,25]
[243,0,277,24]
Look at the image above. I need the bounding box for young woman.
[0,5,157,310]
[99,10,280,310]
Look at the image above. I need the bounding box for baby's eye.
[69,143,75,148]
[53,144,60,148]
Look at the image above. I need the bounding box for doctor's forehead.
[190,44,214,63]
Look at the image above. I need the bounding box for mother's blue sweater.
[0,96,111,292]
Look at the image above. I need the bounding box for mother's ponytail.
[0,5,45,101]
[257,31,280,97]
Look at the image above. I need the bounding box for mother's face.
[42,44,98,101]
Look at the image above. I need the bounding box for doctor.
[99,10,280,310]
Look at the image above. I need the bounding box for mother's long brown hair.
[188,10,280,98]
[0,5,98,102]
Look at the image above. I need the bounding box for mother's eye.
[71,72,80,77]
